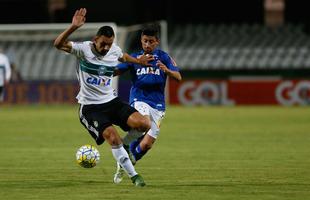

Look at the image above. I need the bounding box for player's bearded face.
[94,35,114,56]
[141,35,159,54]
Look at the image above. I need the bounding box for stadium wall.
[3,81,79,104]
[168,78,310,106]
[3,76,310,106]
[167,69,310,106]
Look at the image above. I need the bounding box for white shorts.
[132,101,165,139]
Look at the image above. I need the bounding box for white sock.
[123,129,144,145]
[111,145,137,177]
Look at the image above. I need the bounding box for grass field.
[0,105,309,200]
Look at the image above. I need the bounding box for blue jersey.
[117,48,179,111]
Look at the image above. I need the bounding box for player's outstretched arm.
[54,8,87,53]
[119,53,154,66]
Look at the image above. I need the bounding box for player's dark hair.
[96,26,115,37]
[141,24,160,39]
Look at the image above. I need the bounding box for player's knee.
[128,113,151,131]
[102,126,122,146]
[137,117,151,132]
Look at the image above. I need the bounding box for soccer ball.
[76,144,100,168]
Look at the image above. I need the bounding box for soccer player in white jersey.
[54,8,154,187]
[0,51,11,102]
[113,24,182,184]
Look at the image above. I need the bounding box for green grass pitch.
[0,105,310,200]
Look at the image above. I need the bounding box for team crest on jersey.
[153,55,159,61]
[86,77,111,86]
[137,67,160,75]
[98,66,107,76]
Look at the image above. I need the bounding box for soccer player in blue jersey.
[113,24,182,183]
[54,8,154,187]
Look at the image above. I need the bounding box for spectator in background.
[0,50,11,102]
[264,0,285,28]
[9,63,22,83]
[6,50,22,83]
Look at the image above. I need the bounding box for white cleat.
[113,163,125,184]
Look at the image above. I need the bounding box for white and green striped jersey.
[70,41,123,105]
[0,53,11,86]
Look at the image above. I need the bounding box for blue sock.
[132,144,147,161]
[130,136,147,161]
[129,140,140,155]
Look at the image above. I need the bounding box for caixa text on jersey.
[86,77,111,86]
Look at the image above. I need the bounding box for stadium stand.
[0,23,112,80]
[0,40,77,80]
[169,23,310,70]
[0,23,310,80]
